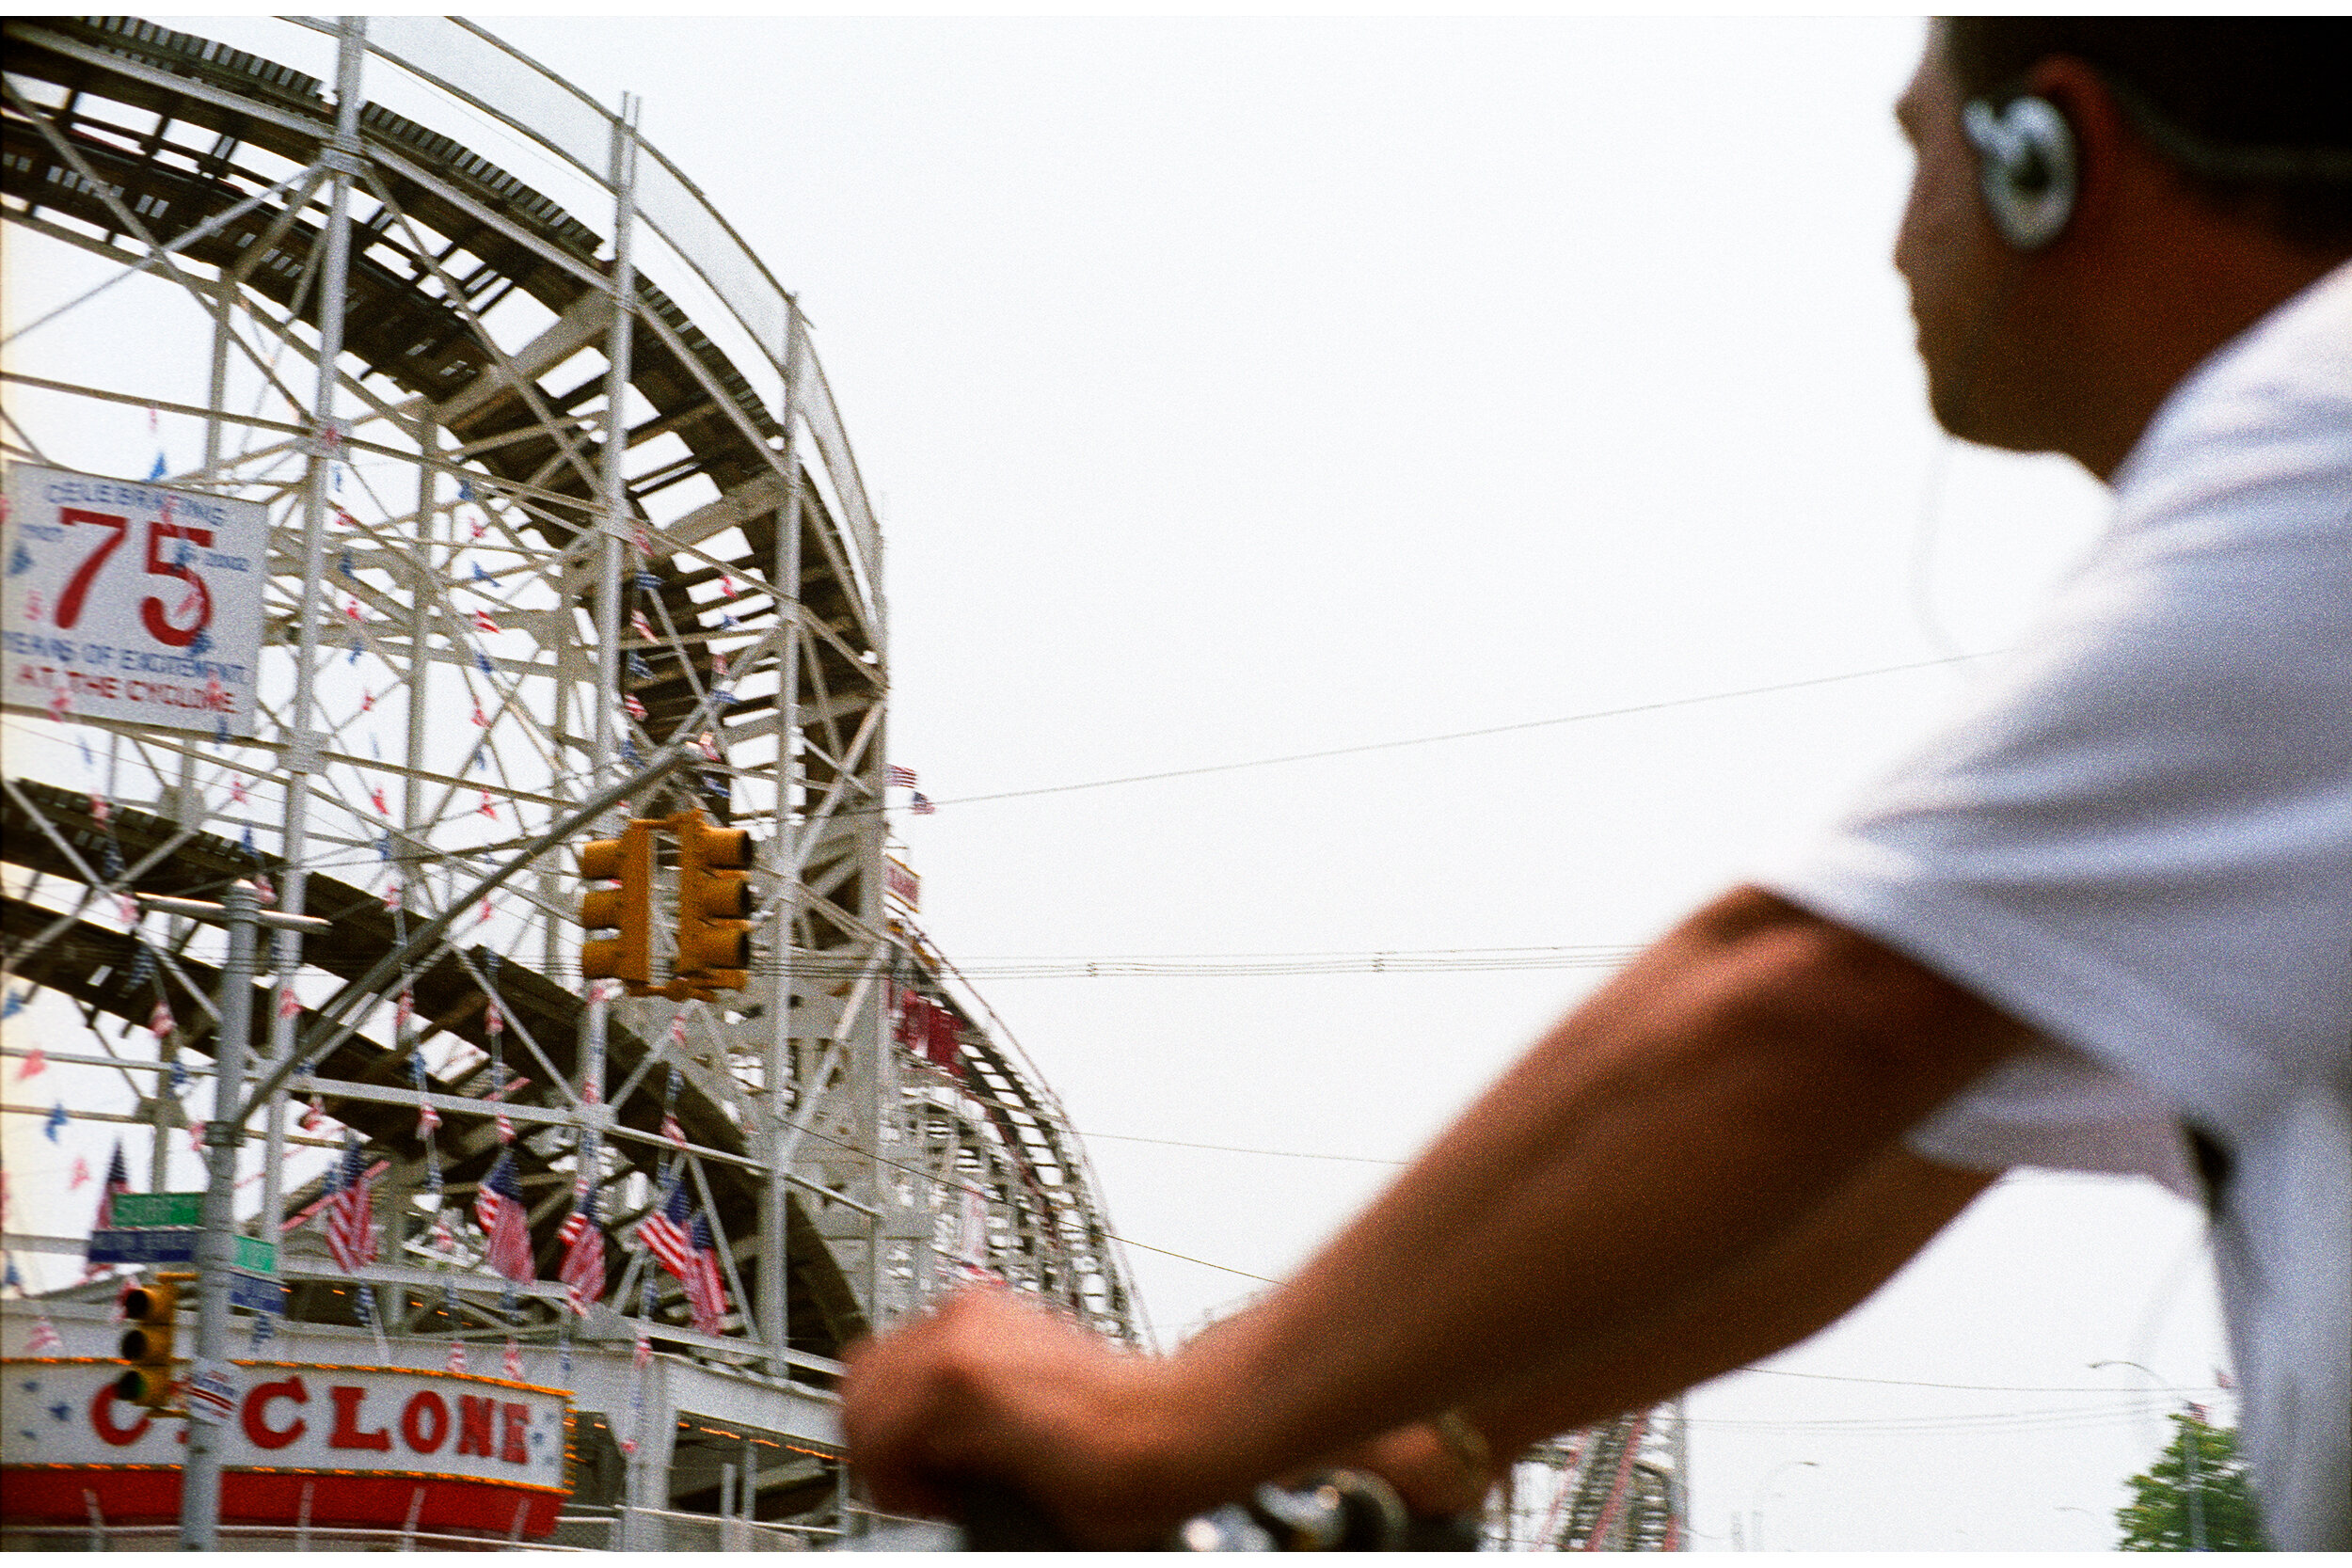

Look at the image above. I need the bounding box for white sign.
[2,464,267,736]
[1,1357,570,1488]
[184,1356,241,1425]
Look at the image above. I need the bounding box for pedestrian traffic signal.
[578,819,657,991]
[116,1275,183,1410]
[673,807,755,994]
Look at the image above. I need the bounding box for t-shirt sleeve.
[1760,354,2352,1170]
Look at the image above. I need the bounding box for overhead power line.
[907,653,1990,812]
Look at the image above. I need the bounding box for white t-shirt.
[1765,260,2352,1551]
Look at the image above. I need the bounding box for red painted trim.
[1,1467,565,1535]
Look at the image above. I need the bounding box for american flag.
[637,1180,731,1331]
[886,765,917,787]
[557,1185,606,1317]
[682,1211,729,1337]
[634,1180,697,1283]
[325,1135,378,1273]
[94,1143,131,1230]
[910,791,936,816]
[474,1151,534,1282]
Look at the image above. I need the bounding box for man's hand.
[841,1289,1231,1547]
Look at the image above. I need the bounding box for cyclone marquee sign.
[2,464,267,737]
[1,1359,571,1536]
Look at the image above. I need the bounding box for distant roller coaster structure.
[1,15,1138,1547]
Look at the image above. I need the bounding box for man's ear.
[2018,55,2133,246]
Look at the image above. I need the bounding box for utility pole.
[137,885,328,1550]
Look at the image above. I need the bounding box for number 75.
[56,508,215,648]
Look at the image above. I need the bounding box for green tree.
[2114,1410,2271,1551]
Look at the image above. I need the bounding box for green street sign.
[110,1192,204,1228]
[233,1235,278,1275]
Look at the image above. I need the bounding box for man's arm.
[1355,1145,1999,1514]
[843,886,2032,1544]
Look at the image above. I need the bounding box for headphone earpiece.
[1963,95,2078,252]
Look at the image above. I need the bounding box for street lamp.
[2091,1360,2206,1551]
[1748,1459,1819,1552]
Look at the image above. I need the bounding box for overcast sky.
[5,12,2235,1553]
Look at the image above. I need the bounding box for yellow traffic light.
[116,1275,183,1410]
[579,819,657,990]
[673,807,755,994]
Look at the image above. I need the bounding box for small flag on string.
[417,1101,440,1135]
[627,653,653,679]
[470,703,488,727]
[633,569,660,593]
[478,792,497,818]
[710,650,728,678]
[25,1314,63,1354]
[470,516,486,541]
[1,989,25,1020]
[382,884,403,911]
[911,792,936,816]
[252,875,275,905]
[447,1339,469,1374]
[660,1112,686,1148]
[633,1325,652,1370]
[149,999,174,1039]
[622,694,645,720]
[472,560,493,583]
[496,1108,515,1144]
[629,610,654,641]
[87,792,111,825]
[503,1338,525,1381]
[94,1143,130,1228]
[149,452,168,483]
[248,1311,276,1353]
[301,1097,326,1132]
[360,689,374,712]
[43,1102,68,1141]
[230,777,248,805]
[15,1047,45,1080]
[278,986,301,1021]
[457,479,476,502]
[69,1153,89,1187]
[471,609,501,635]
[169,1058,192,1095]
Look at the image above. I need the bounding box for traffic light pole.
[179,879,258,1550]
[136,883,329,1551]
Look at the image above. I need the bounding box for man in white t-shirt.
[842,19,2351,1550]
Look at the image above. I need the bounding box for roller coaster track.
[1,12,1140,1449]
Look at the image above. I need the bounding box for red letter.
[402,1389,449,1453]
[455,1394,497,1457]
[501,1402,530,1464]
[90,1383,151,1447]
[327,1385,391,1451]
[243,1375,308,1450]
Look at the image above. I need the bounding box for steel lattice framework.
[0,15,1139,1527]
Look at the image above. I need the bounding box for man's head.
[1892,19,2352,477]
